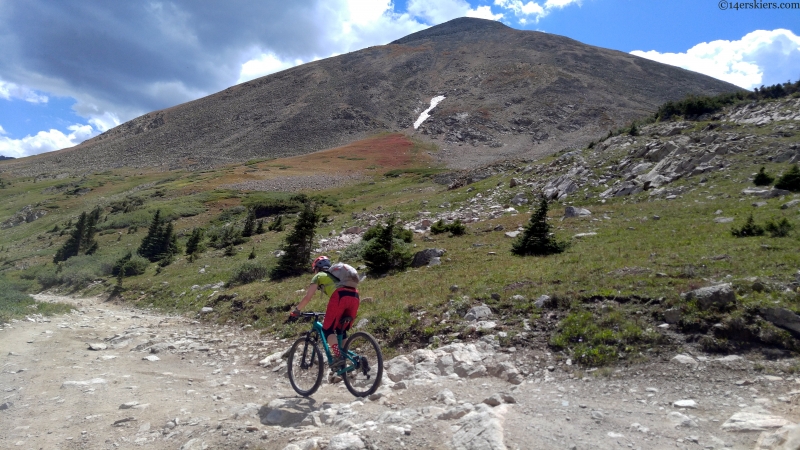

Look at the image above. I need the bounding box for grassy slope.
[1,109,799,366]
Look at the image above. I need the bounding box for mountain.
[2,18,741,177]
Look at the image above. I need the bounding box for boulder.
[564,206,591,218]
[722,410,792,431]
[742,188,792,198]
[756,424,800,450]
[781,199,800,210]
[663,308,681,324]
[327,433,365,450]
[411,248,446,268]
[452,405,508,450]
[533,295,551,308]
[681,283,735,310]
[385,356,415,382]
[464,305,492,322]
[509,193,528,206]
[759,308,800,337]
[671,354,698,369]
[259,399,308,427]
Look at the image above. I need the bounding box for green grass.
[0,275,73,323]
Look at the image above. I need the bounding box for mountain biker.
[289,255,360,370]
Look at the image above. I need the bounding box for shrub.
[364,222,413,242]
[255,219,265,234]
[731,214,765,237]
[207,225,247,249]
[270,202,320,280]
[340,239,368,262]
[362,219,412,274]
[511,197,568,256]
[430,219,448,235]
[430,219,466,236]
[765,217,793,237]
[112,252,149,276]
[753,167,775,186]
[230,262,268,285]
[775,165,800,192]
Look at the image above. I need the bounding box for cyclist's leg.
[322,290,345,361]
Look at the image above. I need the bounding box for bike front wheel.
[287,337,324,397]
[342,331,383,397]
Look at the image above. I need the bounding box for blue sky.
[1,0,798,158]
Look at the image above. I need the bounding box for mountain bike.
[287,312,383,398]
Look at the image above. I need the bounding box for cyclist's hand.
[287,309,301,323]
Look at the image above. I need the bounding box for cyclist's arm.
[294,283,318,312]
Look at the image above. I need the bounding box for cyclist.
[289,255,360,370]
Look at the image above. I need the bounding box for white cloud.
[0,123,97,158]
[0,79,48,104]
[493,0,579,21]
[467,6,504,21]
[407,0,502,24]
[631,29,800,89]
[238,53,304,83]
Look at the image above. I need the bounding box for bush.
[185,228,205,258]
[430,219,466,236]
[40,254,113,289]
[775,165,800,192]
[339,239,368,263]
[230,262,268,285]
[362,219,412,274]
[430,219,448,235]
[112,252,149,276]
[753,167,775,186]
[765,217,793,237]
[207,225,247,249]
[731,214,765,237]
[511,197,568,256]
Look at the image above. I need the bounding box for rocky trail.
[2,295,800,450]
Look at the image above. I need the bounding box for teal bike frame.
[303,312,359,376]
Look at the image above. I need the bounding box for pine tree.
[362,218,412,274]
[753,167,775,186]
[268,215,284,232]
[185,228,205,261]
[242,209,256,237]
[53,208,102,263]
[138,210,164,261]
[255,219,265,234]
[511,196,568,256]
[775,164,800,192]
[270,203,320,280]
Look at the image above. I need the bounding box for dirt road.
[1,294,798,450]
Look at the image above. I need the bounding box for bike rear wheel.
[287,337,324,397]
[341,331,383,397]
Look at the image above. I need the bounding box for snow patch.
[414,96,446,129]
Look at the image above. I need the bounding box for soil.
[2,294,799,450]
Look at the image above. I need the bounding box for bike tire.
[287,337,324,397]
[342,331,383,397]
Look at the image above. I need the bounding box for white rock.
[143,355,160,362]
[179,438,207,450]
[385,356,415,382]
[452,404,508,450]
[722,410,792,431]
[671,354,698,369]
[668,411,698,428]
[673,399,698,409]
[259,351,284,367]
[325,433,366,450]
[87,343,107,351]
[61,378,107,388]
[434,389,457,406]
